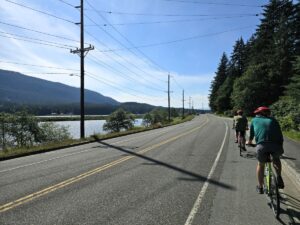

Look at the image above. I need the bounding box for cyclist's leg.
[240,130,246,149]
[235,129,238,143]
[257,162,265,188]
[256,144,269,191]
[270,144,284,189]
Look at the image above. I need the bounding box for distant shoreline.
[36,114,143,122]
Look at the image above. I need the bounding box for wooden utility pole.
[71,0,94,139]
[182,90,185,119]
[168,73,171,122]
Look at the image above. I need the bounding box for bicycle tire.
[270,175,281,218]
[238,132,242,156]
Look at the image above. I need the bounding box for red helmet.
[254,106,270,114]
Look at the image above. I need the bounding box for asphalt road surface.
[0,115,299,225]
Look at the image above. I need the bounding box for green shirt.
[233,115,248,131]
[249,116,283,145]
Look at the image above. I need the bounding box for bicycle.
[246,143,281,218]
[264,155,281,218]
[237,131,246,156]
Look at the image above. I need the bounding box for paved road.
[0,115,299,225]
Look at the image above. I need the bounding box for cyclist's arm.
[247,123,254,144]
[274,119,284,145]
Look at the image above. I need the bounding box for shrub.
[103,108,135,133]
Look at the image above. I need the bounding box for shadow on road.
[268,193,300,225]
[281,155,297,161]
[96,140,236,191]
[240,151,256,160]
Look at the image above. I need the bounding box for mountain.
[0,69,161,115]
[0,69,119,105]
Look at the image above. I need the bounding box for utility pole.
[71,0,94,139]
[192,100,194,114]
[182,90,185,119]
[189,96,191,114]
[168,73,171,122]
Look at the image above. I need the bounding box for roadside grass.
[283,130,300,142]
[0,115,195,161]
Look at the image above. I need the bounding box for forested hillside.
[0,69,119,105]
[209,0,300,132]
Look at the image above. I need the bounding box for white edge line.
[184,122,228,225]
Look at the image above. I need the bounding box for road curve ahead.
[0,115,297,225]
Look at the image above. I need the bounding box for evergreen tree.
[230,38,247,78]
[250,0,295,103]
[209,53,228,112]
[285,56,300,102]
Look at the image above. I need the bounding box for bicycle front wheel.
[270,175,280,218]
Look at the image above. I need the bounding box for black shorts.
[235,130,245,137]
[256,143,284,163]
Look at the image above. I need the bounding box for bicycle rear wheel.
[270,175,280,218]
[238,133,242,156]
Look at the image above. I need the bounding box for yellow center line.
[0,117,209,213]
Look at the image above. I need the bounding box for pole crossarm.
[70,44,94,56]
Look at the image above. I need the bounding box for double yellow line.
[0,117,209,213]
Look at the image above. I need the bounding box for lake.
[51,119,144,139]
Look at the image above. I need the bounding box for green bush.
[38,122,71,142]
[0,111,71,150]
[103,108,135,133]
[271,97,300,131]
[278,115,295,131]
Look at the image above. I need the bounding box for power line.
[85,0,168,74]
[4,0,76,24]
[99,25,255,52]
[85,15,259,26]
[0,21,80,43]
[172,76,184,90]
[56,0,76,8]
[13,71,77,75]
[0,30,77,48]
[86,9,259,17]
[162,0,262,7]
[0,60,79,71]
[0,33,73,50]
[84,29,166,87]
[87,54,165,93]
[85,71,164,101]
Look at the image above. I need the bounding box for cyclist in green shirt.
[233,110,248,150]
[246,106,284,194]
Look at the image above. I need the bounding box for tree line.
[209,0,300,131]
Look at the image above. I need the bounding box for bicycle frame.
[264,160,280,218]
[264,162,272,195]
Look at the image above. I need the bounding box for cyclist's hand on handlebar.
[246,140,252,145]
[246,140,256,147]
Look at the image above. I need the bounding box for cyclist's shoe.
[242,147,247,151]
[256,186,264,194]
[277,175,285,189]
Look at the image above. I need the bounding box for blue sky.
[0,0,269,109]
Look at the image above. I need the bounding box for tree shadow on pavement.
[97,140,236,191]
[279,193,300,224]
[281,155,297,160]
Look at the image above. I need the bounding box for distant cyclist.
[246,106,284,194]
[233,109,248,150]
